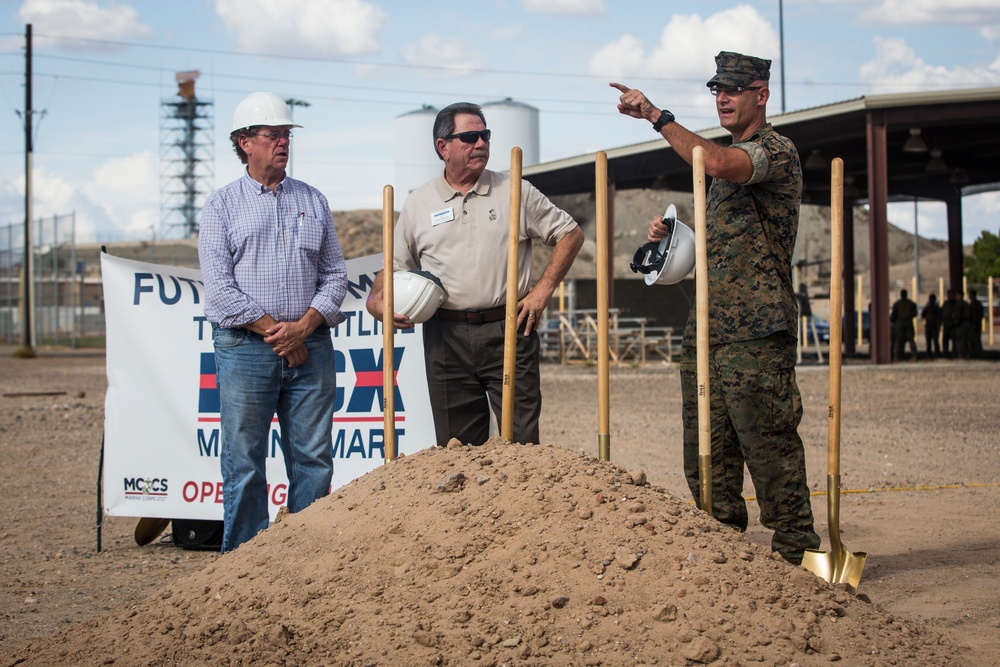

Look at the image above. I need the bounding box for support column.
[866,110,891,364]
[843,194,856,355]
[945,190,963,294]
[608,175,616,309]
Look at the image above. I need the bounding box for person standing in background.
[967,289,984,358]
[941,289,959,358]
[890,289,918,361]
[921,293,942,358]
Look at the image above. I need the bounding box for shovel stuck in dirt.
[500,147,523,442]
[595,151,611,462]
[382,185,397,462]
[692,146,712,513]
[801,158,867,589]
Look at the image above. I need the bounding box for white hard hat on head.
[629,204,696,286]
[392,269,448,323]
[231,92,302,133]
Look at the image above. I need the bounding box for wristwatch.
[652,109,675,132]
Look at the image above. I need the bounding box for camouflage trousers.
[680,332,820,564]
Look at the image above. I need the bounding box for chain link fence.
[0,213,105,347]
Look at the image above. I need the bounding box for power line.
[29,35,971,93]
[25,69,714,115]
[32,32,700,83]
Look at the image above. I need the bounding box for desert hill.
[332,189,953,294]
[86,190,957,305]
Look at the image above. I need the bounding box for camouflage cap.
[706,51,771,88]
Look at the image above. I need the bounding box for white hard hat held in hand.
[393,270,448,323]
[629,204,696,286]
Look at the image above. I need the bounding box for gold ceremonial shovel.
[801,157,867,589]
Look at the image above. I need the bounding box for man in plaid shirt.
[199,92,347,552]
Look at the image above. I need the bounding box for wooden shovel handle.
[596,151,610,461]
[829,158,843,475]
[694,147,710,457]
[382,185,396,462]
[693,146,712,512]
[501,147,522,441]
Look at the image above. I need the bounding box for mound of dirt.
[9,438,957,666]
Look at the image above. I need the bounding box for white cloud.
[0,152,161,244]
[91,151,159,240]
[215,0,387,57]
[21,166,117,242]
[17,0,153,49]
[588,34,648,80]
[590,5,779,122]
[859,36,1000,93]
[862,0,1000,43]
[401,35,484,77]
[590,6,778,82]
[965,192,1000,240]
[862,0,1000,26]
[522,0,604,16]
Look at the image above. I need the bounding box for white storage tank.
[394,105,440,198]
[481,98,539,172]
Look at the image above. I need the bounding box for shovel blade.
[801,547,868,590]
[801,549,834,582]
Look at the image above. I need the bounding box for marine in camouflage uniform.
[612,52,820,564]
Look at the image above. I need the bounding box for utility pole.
[17,24,35,357]
[779,0,786,114]
[914,198,921,293]
[285,98,310,178]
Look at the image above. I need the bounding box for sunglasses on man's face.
[444,129,492,144]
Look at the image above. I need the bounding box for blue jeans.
[213,326,336,552]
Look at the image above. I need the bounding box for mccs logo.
[123,477,169,498]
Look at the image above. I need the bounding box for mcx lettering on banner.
[197,344,409,460]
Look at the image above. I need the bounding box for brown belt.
[435,305,507,324]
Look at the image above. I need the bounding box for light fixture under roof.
[804,149,826,170]
[949,169,969,187]
[926,148,947,172]
[843,174,860,198]
[903,127,928,153]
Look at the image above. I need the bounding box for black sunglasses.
[709,85,763,96]
[444,129,491,144]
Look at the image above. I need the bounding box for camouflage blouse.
[682,123,802,347]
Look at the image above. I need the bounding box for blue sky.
[1,0,999,244]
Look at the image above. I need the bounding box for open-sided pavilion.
[523,87,1000,363]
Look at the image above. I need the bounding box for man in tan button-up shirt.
[367,102,583,446]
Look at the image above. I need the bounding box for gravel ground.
[0,346,997,665]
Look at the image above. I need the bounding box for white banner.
[101,252,434,522]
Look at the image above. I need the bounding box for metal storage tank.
[394,105,440,198]
[481,98,539,173]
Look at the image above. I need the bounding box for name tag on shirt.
[431,207,455,226]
